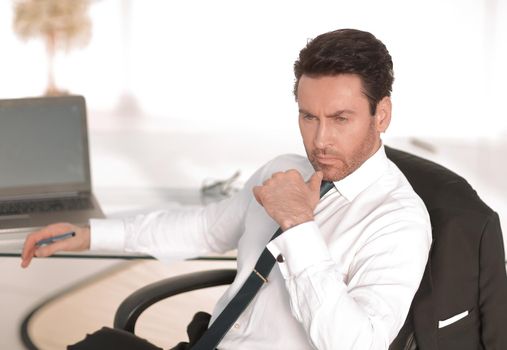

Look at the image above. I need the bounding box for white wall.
[1,0,506,139]
[1,1,506,219]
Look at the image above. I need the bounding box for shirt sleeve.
[267,216,431,350]
[89,166,265,262]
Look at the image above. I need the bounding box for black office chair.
[114,146,507,349]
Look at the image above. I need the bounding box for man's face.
[297,74,391,181]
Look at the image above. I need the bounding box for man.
[21,29,432,349]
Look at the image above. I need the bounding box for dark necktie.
[191,180,336,350]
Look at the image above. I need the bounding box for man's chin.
[313,164,348,182]
[322,172,347,182]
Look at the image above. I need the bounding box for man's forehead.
[297,74,369,111]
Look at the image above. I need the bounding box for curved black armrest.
[114,269,237,333]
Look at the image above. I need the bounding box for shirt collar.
[332,144,389,202]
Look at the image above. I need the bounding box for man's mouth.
[314,155,340,165]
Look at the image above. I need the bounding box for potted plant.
[13,0,92,96]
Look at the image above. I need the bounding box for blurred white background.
[1,2,506,349]
[0,0,507,212]
[0,0,506,216]
[0,0,505,135]
[1,0,506,207]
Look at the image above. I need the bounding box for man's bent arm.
[267,217,431,350]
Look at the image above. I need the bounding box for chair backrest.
[385,146,507,349]
[385,146,488,212]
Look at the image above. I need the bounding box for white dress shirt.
[91,145,431,350]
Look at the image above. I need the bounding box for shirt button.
[234,323,240,329]
[276,254,285,263]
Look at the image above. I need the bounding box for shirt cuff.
[266,221,331,279]
[89,218,126,251]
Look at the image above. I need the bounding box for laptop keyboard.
[0,197,93,216]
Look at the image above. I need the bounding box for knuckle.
[27,233,41,245]
[286,169,302,180]
[263,177,274,186]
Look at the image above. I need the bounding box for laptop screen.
[0,96,90,197]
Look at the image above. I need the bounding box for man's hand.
[20,222,91,268]
[253,170,323,231]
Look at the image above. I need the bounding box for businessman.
[22,29,433,349]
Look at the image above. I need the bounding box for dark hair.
[293,29,394,115]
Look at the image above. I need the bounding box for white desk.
[0,187,230,350]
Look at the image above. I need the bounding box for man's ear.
[375,96,392,133]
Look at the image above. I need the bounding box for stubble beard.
[308,152,357,182]
[307,122,379,182]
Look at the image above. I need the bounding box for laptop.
[0,95,104,236]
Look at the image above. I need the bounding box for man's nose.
[314,121,332,149]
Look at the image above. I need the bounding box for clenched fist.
[253,170,323,231]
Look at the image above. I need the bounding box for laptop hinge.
[0,191,88,202]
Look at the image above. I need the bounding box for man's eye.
[303,114,315,120]
[335,116,347,123]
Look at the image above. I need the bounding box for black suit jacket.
[386,147,507,350]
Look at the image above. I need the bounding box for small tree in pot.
[13,0,92,96]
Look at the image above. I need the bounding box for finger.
[271,171,285,179]
[21,249,35,268]
[285,169,302,178]
[21,236,36,263]
[34,238,73,258]
[21,228,52,267]
[21,255,33,268]
[20,223,73,268]
[308,171,323,192]
[253,186,264,206]
[22,224,67,255]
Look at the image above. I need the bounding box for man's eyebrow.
[298,108,315,117]
[298,108,355,118]
[327,110,356,118]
